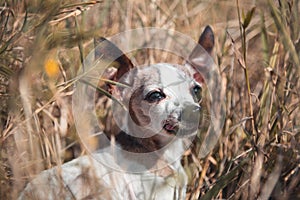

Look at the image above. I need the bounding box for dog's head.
[96,26,214,148]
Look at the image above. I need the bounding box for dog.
[18,26,214,200]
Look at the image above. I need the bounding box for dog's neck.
[115,130,170,153]
[114,130,188,172]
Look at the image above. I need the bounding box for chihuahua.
[19,26,214,200]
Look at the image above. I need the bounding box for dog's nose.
[192,104,201,112]
[170,103,201,122]
[184,103,201,112]
[181,103,201,122]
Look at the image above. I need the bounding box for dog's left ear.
[94,37,134,84]
[94,37,135,96]
[187,26,214,84]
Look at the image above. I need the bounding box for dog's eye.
[145,90,166,102]
[192,85,202,102]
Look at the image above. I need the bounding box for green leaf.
[242,7,256,29]
[201,159,248,200]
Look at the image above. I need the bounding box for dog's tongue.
[163,120,179,134]
[165,124,176,131]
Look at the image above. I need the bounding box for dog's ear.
[94,37,134,83]
[196,26,214,55]
[187,26,214,84]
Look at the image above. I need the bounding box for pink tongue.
[165,124,175,131]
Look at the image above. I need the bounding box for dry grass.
[0,0,299,199]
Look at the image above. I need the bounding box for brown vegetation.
[0,0,299,199]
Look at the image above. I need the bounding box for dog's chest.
[19,148,187,200]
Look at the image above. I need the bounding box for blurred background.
[0,0,299,199]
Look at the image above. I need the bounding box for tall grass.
[0,0,299,199]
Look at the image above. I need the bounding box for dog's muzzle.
[163,103,201,136]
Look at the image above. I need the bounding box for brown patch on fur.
[128,86,151,126]
[115,131,161,169]
[116,131,159,153]
[116,131,174,176]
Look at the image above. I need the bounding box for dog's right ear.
[94,37,134,85]
[187,26,214,84]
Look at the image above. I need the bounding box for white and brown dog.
[19,26,214,200]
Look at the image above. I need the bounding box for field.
[0,0,299,199]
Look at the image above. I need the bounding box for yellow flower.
[44,59,60,77]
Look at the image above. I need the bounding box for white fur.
[18,140,188,200]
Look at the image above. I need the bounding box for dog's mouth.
[162,119,179,135]
[162,119,199,137]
